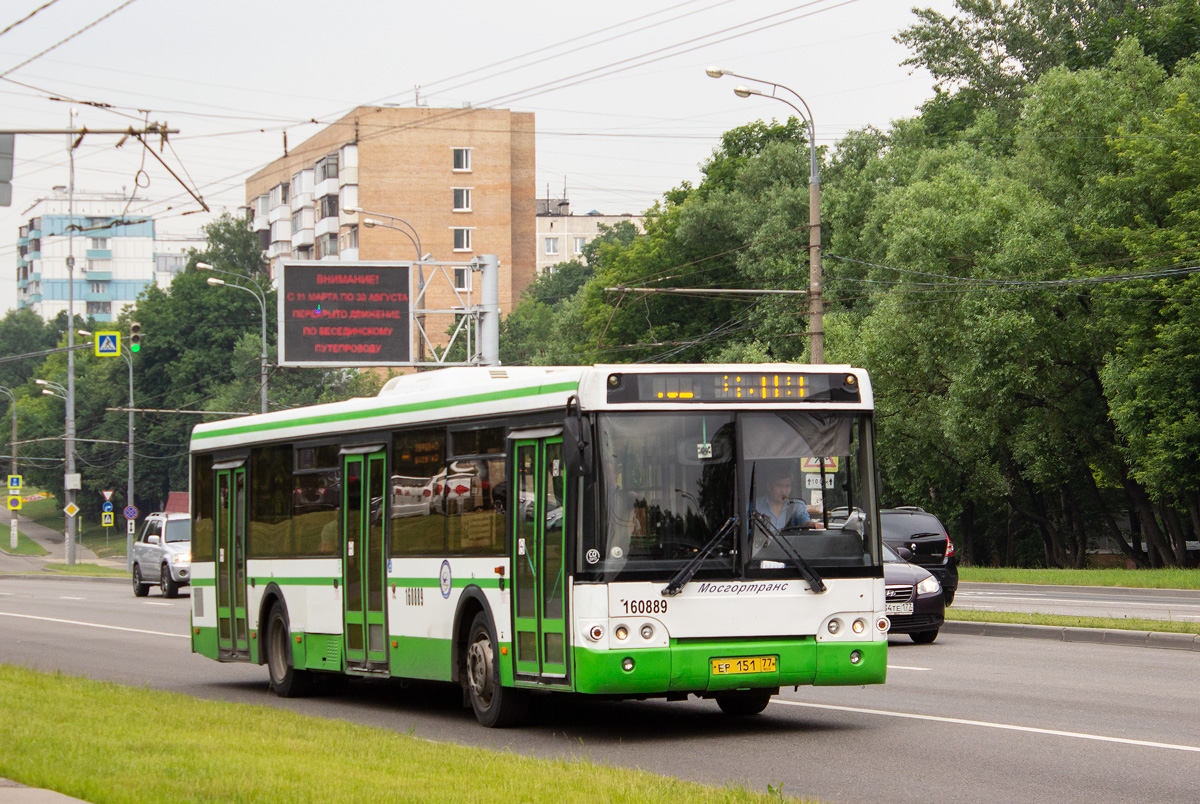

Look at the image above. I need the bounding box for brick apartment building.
[245,106,536,321]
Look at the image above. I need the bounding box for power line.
[0,0,65,40]
[0,0,143,78]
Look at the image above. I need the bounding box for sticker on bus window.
[697,443,713,459]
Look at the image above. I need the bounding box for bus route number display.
[606,371,862,404]
[279,261,412,366]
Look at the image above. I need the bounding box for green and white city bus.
[188,364,889,727]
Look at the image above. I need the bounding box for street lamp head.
[196,262,212,271]
[206,277,226,287]
[706,66,726,79]
[733,85,758,99]
[42,389,54,397]
[363,218,378,228]
[77,329,92,338]
[34,379,48,386]
[343,206,363,216]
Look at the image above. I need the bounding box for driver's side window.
[143,520,161,543]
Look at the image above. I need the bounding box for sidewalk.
[0,509,127,575]
[0,778,93,803]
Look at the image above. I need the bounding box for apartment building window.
[453,228,472,252]
[90,237,109,250]
[316,233,338,259]
[452,188,472,212]
[292,211,304,233]
[294,246,313,261]
[453,148,472,172]
[453,267,470,291]
[574,237,587,255]
[544,237,559,256]
[317,154,339,182]
[318,194,339,220]
[86,301,111,315]
[341,225,358,251]
[270,182,290,207]
[89,281,108,294]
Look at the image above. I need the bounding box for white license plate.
[885,602,913,614]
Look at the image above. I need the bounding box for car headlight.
[917,575,941,596]
[173,553,191,564]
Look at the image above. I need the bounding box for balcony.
[292,227,315,248]
[86,249,112,260]
[314,216,339,238]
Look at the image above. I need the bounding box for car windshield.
[163,519,190,543]
[585,411,879,582]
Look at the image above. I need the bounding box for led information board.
[605,371,862,404]
[279,261,412,366]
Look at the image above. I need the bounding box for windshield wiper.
[661,516,739,597]
[749,511,827,593]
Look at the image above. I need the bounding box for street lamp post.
[197,264,269,414]
[0,385,16,551]
[350,208,429,363]
[79,329,135,569]
[707,67,825,364]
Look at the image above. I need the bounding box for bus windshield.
[589,411,878,581]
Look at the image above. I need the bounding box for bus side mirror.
[562,396,594,479]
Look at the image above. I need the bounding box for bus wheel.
[465,612,527,727]
[715,689,773,716]
[266,604,314,698]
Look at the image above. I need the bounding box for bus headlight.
[615,625,629,640]
[588,625,604,642]
[827,618,842,635]
[852,618,866,634]
[640,624,654,640]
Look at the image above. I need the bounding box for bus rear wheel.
[266,603,315,698]
[465,612,527,727]
[715,689,773,716]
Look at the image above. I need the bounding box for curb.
[0,572,128,584]
[943,619,1200,651]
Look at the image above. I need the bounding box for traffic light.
[130,321,142,353]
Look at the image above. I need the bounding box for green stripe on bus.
[193,381,579,441]
[390,577,502,589]
[252,576,339,586]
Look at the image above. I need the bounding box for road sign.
[102,490,114,502]
[102,502,114,514]
[127,519,136,535]
[123,505,138,520]
[102,512,114,527]
[64,502,79,518]
[800,457,839,472]
[7,496,20,511]
[7,474,21,491]
[95,332,120,357]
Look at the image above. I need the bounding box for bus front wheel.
[465,612,527,727]
[266,603,315,698]
[715,689,773,716]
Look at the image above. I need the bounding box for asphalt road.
[2,576,1198,804]
[953,581,1200,622]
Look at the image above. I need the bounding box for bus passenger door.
[215,464,249,660]
[512,437,569,683]
[342,449,388,673]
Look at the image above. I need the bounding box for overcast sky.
[1,0,958,313]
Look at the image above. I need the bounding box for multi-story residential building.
[535,198,643,275]
[245,106,536,318]
[15,190,201,322]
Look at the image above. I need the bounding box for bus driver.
[752,466,818,531]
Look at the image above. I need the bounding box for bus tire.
[465,611,527,727]
[715,689,773,716]
[266,603,315,698]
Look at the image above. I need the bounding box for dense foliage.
[501,2,1200,567]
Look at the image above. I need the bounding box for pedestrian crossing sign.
[95,332,120,357]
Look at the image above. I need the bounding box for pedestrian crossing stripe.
[95,332,120,357]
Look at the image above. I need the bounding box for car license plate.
[711,656,777,675]
[885,602,914,614]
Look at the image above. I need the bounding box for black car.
[880,507,958,605]
[882,543,945,643]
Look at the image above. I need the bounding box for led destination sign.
[279,261,412,366]
[605,372,862,404]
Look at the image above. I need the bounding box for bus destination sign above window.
[279,261,412,366]
[606,372,862,404]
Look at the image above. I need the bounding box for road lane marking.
[144,602,172,607]
[0,611,188,639]
[58,596,85,601]
[771,699,1200,753]
[886,664,930,671]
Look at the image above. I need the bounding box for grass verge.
[958,567,1200,590]
[1,528,50,556]
[42,562,128,577]
[947,608,1200,635]
[23,493,129,559]
[0,664,813,804]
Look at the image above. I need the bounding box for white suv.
[131,512,191,598]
